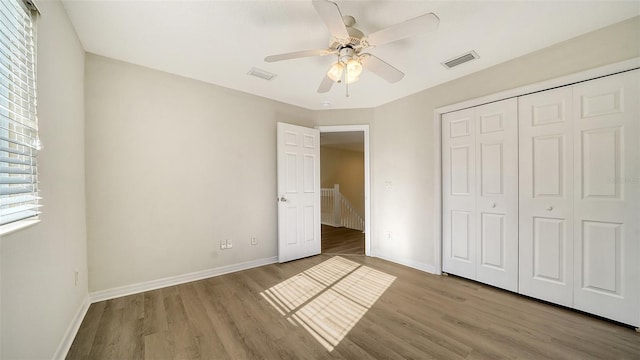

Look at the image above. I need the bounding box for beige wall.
[32,12,640,296]
[320,147,365,218]
[369,16,640,268]
[85,55,314,291]
[0,1,88,358]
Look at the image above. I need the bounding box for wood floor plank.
[142,289,168,336]
[322,225,364,255]
[68,255,640,359]
[87,301,124,359]
[121,293,144,322]
[330,336,378,360]
[340,320,424,360]
[214,275,292,359]
[364,306,472,359]
[143,331,173,360]
[226,272,291,342]
[116,319,144,360]
[163,289,200,359]
[65,301,106,360]
[194,280,251,359]
[177,283,228,358]
[351,319,439,360]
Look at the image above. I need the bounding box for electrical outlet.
[220,240,227,250]
[74,269,79,286]
[226,239,233,249]
[251,237,257,245]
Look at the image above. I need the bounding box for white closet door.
[518,87,574,307]
[572,70,640,326]
[442,108,477,279]
[474,99,519,292]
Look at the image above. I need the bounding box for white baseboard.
[53,295,90,360]
[89,256,278,303]
[371,251,437,275]
[55,256,278,360]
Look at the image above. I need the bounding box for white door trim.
[433,57,640,275]
[316,125,371,256]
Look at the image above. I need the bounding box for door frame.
[432,58,640,275]
[316,125,371,256]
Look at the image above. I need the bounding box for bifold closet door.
[474,100,518,292]
[442,99,518,292]
[442,108,477,280]
[518,87,574,307]
[572,70,640,326]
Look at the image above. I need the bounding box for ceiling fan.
[264,0,440,95]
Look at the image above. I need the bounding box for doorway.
[317,125,371,256]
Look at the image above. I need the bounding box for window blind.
[0,0,39,227]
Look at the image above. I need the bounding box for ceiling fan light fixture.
[346,58,362,78]
[327,62,344,82]
[264,1,440,95]
[343,58,362,84]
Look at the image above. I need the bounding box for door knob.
[491,202,496,208]
[280,197,288,202]
[547,205,554,211]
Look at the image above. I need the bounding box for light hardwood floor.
[67,254,640,359]
[321,225,364,255]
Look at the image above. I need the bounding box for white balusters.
[320,184,364,231]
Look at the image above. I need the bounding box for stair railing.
[320,184,364,231]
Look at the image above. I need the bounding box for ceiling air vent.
[247,67,277,81]
[442,51,479,69]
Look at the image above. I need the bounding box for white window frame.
[0,0,40,236]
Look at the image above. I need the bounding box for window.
[0,0,39,228]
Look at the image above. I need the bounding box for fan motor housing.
[337,46,357,64]
[329,22,364,49]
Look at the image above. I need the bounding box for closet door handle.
[546,205,554,211]
[490,202,496,208]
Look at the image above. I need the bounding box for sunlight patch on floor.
[261,256,396,351]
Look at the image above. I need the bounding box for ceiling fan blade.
[317,74,334,93]
[365,13,439,47]
[312,0,350,41]
[360,54,405,83]
[264,49,332,62]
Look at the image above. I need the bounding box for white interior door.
[277,122,321,263]
[518,87,574,307]
[442,99,518,292]
[474,99,519,292]
[442,108,477,279]
[572,70,640,326]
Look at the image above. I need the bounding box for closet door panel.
[475,98,519,292]
[518,87,574,307]
[442,108,477,279]
[573,70,640,326]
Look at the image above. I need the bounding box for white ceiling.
[61,0,640,110]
